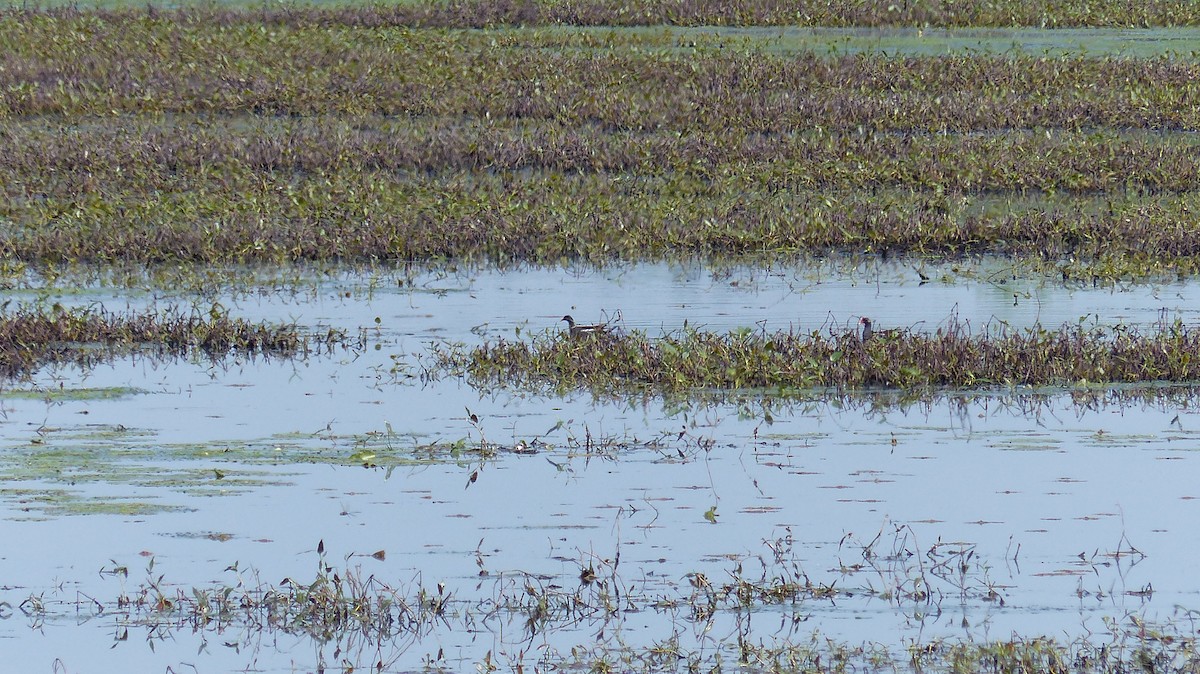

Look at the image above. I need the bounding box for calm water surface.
[1,260,1198,672]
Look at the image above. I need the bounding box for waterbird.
[859,316,874,342]
[561,315,607,337]
[860,317,901,342]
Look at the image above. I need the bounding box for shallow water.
[606,25,1200,58]
[3,260,1200,671]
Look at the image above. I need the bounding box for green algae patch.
[0,386,146,402]
[0,419,526,520]
[0,424,301,518]
[2,426,162,483]
[136,467,295,493]
[1,486,189,520]
[48,498,192,517]
[186,435,445,469]
[0,442,284,488]
[242,430,523,469]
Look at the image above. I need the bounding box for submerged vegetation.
[432,319,1200,393]
[0,305,348,376]
[3,10,1200,274]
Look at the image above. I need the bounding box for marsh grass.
[0,305,347,377]
[11,114,1200,272]
[5,14,1200,126]
[5,13,1200,274]
[90,553,449,650]
[431,319,1200,393]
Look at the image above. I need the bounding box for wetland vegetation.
[17,532,1194,674]
[5,9,1200,275]
[0,305,350,377]
[9,1,1200,672]
[433,318,1200,393]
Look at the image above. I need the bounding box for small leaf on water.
[704,506,718,523]
[371,549,386,561]
[213,469,225,480]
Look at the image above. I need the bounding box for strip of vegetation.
[11,119,1200,193]
[430,320,1200,393]
[3,19,1198,127]
[6,119,1200,271]
[0,305,347,377]
[17,2,1200,29]
[12,170,1200,271]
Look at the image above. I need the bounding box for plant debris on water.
[430,318,1200,393]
